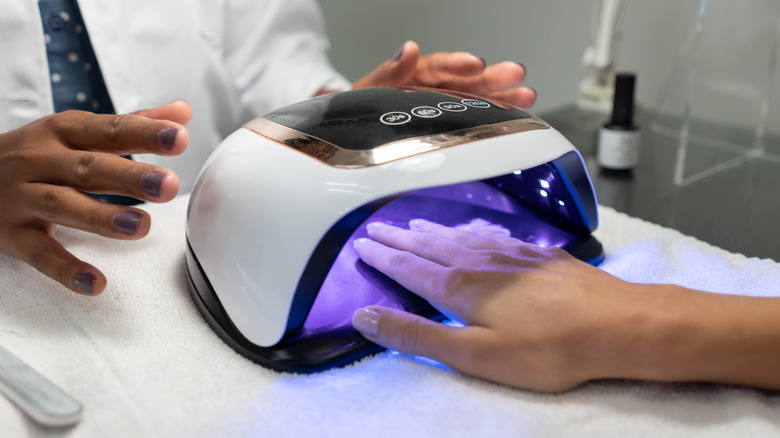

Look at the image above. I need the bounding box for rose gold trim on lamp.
[243,116,550,169]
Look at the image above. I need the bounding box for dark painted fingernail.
[393,43,405,62]
[113,210,141,235]
[74,272,96,294]
[516,62,526,74]
[529,87,538,98]
[478,56,487,68]
[157,127,178,150]
[141,171,165,197]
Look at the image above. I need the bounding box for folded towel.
[0,195,778,437]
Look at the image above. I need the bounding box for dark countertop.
[540,106,780,261]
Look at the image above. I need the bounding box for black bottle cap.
[608,72,637,129]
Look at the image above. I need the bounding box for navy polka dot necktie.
[39,0,141,205]
[38,0,115,114]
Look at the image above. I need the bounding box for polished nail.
[409,218,432,229]
[113,210,141,235]
[140,172,165,197]
[366,221,387,232]
[157,127,178,150]
[477,56,487,68]
[352,308,381,337]
[516,62,526,74]
[393,43,405,62]
[353,237,370,248]
[74,272,96,295]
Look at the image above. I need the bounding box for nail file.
[0,345,82,427]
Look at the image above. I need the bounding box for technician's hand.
[0,100,191,296]
[350,219,645,393]
[352,40,536,109]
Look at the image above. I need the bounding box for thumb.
[132,99,193,126]
[352,41,420,89]
[352,306,463,361]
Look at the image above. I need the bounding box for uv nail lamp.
[185,87,603,373]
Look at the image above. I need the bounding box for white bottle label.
[597,128,641,170]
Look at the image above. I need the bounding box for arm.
[0,101,191,296]
[350,219,780,392]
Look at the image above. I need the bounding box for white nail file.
[0,345,82,427]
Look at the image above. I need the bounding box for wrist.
[625,284,721,382]
[577,282,687,382]
[608,284,780,389]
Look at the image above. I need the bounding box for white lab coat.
[0,0,350,191]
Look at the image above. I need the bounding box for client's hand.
[350,219,634,392]
[351,219,780,392]
[0,100,191,296]
[352,40,536,109]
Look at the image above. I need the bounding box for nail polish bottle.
[597,72,640,171]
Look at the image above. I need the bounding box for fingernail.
[352,307,381,336]
[529,87,538,98]
[140,172,165,197]
[157,127,179,150]
[477,56,487,68]
[353,237,370,248]
[393,43,405,62]
[409,218,429,229]
[74,272,96,295]
[366,221,386,231]
[516,62,526,74]
[112,210,141,235]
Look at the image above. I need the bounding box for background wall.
[320,0,780,135]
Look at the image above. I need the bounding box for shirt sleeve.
[222,0,351,122]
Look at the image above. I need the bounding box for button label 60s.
[411,106,443,118]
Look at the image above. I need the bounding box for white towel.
[0,195,778,437]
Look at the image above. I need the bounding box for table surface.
[540,106,780,262]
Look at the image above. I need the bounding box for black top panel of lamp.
[263,87,534,151]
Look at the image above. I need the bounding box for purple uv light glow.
[292,174,584,339]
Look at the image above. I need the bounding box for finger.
[352,40,421,88]
[12,227,107,295]
[367,221,533,272]
[454,223,558,263]
[133,99,193,126]
[50,110,188,156]
[487,86,537,109]
[23,183,151,239]
[414,51,487,86]
[436,61,526,97]
[407,218,539,251]
[38,150,179,202]
[352,236,452,301]
[354,235,490,320]
[408,218,515,251]
[365,222,486,267]
[352,306,489,373]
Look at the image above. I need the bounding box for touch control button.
[411,106,442,118]
[380,111,412,125]
[461,99,491,108]
[438,102,467,112]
